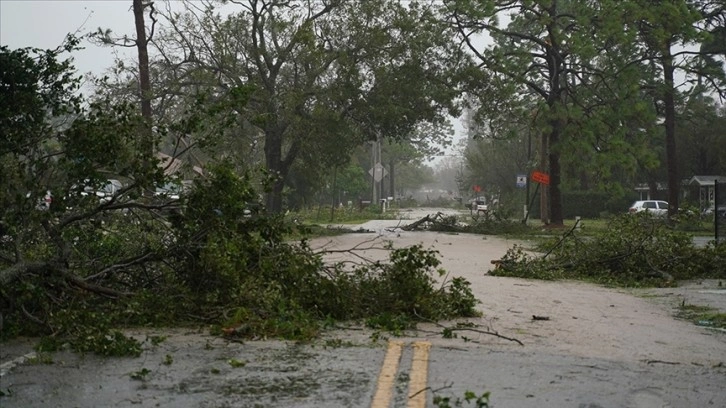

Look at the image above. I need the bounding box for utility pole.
[376,137,386,200]
[371,139,378,203]
[539,132,549,224]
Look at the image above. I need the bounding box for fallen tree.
[401,212,449,231]
[400,212,531,235]
[1,45,481,351]
[490,213,726,286]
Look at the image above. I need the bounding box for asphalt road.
[2,325,724,408]
[1,209,724,408]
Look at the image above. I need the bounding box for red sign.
[472,185,482,192]
[531,171,550,185]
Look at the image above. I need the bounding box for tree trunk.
[549,145,563,225]
[133,0,153,162]
[548,117,564,226]
[662,44,679,216]
[267,178,285,213]
[265,129,284,213]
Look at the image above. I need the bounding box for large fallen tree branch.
[0,261,48,286]
[401,212,446,231]
[1,260,133,299]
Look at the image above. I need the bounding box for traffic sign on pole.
[516,175,527,188]
[531,171,550,185]
[368,163,387,182]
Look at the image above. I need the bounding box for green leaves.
[0,42,81,155]
[491,213,723,286]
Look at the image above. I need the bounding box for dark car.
[704,205,726,219]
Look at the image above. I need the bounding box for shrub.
[490,213,723,286]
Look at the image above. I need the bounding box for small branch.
[414,310,524,346]
[84,251,157,281]
[313,235,394,265]
[645,360,680,365]
[21,304,48,328]
[59,269,134,298]
[409,382,454,399]
[542,218,580,259]
[447,325,524,346]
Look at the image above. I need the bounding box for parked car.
[628,200,669,217]
[73,179,123,204]
[100,179,122,202]
[153,181,189,200]
[469,196,489,215]
[703,205,726,219]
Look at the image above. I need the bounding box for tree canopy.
[446,0,726,222]
[91,0,471,213]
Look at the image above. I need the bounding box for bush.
[670,204,708,231]
[490,213,724,286]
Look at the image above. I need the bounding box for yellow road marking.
[407,341,431,408]
[371,340,404,408]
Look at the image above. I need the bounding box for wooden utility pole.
[539,133,549,224]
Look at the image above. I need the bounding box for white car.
[74,179,123,204]
[469,196,489,215]
[154,181,186,200]
[628,200,669,217]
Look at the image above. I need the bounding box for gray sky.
[1,0,135,77]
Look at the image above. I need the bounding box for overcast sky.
[1,1,139,77]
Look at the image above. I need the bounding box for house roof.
[157,152,183,175]
[156,152,205,177]
[688,175,726,186]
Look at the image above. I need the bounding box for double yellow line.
[371,341,432,408]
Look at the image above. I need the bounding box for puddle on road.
[0,329,382,408]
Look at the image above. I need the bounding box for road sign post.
[522,171,549,224]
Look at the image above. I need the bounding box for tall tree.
[624,0,726,215]
[93,0,159,182]
[445,0,600,225]
[133,0,467,213]
[444,0,721,222]
[677,96,726,176]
